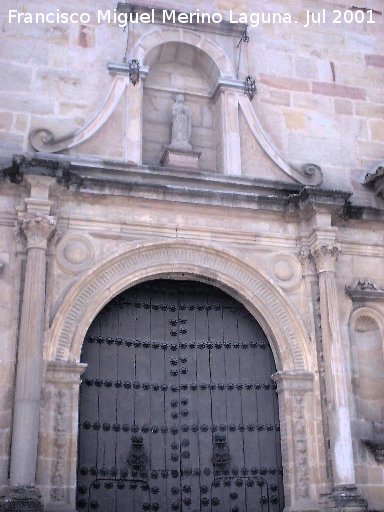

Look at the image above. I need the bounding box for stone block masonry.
[0,3,383,509]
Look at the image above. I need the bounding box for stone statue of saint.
[170,93,192,151]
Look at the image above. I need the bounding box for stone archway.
[42,242,319,511]
[48,241,310,371]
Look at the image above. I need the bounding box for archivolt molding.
[134,27,234,78]
[47,241,311,373]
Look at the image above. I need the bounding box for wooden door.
[77,280,284,512]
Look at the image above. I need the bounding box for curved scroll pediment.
[30,69,133,154]
[29,28,322,186]
[238,95,323,185]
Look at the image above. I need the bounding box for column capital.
[311,243,340,273]
[19,213,56,250]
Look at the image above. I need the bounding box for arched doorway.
[76,279,284,511]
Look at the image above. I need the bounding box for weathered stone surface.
[0,113,13,132]
[259,74,310,92]
[161,147,201,169]
[328,485,367,512]
[284,110,307,131]
[365,54,384,68]
[370,120,384,142]
[0,487,43,512]
[0,1,383,511]
[312,82,366,100]
[0,64,32,92]
[0,94,54,115]
[334,99,354,116]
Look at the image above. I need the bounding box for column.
[311,241,367,511]
[7,214,56,507]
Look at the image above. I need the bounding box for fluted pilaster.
[10,214,56,487]
[311,241,367,510]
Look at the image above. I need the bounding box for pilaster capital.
[272,371,314,393]
[45,361,87,386]
[311,243,340,273]
[211,78,244,102]
[19,213,56,250]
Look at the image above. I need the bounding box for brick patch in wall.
[312,82,366,100]
[259,74,310,92]
[365,54,384,68]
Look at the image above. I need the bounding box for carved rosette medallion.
[56,234,95,275]
[19,214,56,250]
[270,253,302,291]
[311,244,340,273]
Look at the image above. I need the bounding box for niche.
[351,313,384,422]
[142,42,219,171]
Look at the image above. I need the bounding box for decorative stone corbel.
[346,279,384,302]
[2,154,85,190]
[1,155,25,184]
[364,162,384,199]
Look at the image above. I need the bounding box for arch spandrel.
[47,241,311,373]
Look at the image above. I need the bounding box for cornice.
[346,279,384,302]
[116,2,248,36]
[2,154,384,221]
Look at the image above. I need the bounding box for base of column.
[328,485,367,512]
[0,486,44,511]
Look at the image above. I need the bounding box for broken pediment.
[29,4,322,186]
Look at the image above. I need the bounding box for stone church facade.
[0,0,383,511]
